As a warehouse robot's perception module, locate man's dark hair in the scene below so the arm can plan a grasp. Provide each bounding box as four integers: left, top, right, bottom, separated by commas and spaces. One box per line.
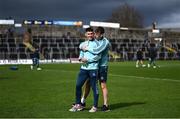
95, 27, 105, 34
85, 27, 93, 32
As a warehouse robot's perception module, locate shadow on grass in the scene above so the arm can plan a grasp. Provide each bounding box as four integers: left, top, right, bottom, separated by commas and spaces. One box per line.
110, 102, 146, 110
0, 77, 11, 80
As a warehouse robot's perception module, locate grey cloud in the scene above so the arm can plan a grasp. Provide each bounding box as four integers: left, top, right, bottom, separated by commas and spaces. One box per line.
0, 0, 180, 27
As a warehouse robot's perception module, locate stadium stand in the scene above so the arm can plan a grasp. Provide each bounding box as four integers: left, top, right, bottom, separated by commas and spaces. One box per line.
0, 25, 180, 62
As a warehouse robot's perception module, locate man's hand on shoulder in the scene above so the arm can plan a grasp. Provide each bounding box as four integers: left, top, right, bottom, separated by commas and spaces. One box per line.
81, 45, 88, 51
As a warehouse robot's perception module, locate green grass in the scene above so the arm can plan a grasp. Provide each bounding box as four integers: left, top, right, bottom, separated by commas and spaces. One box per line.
0, 61, 180, 118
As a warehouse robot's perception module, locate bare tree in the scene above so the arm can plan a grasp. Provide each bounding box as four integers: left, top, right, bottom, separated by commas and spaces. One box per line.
108, 3, 144, 28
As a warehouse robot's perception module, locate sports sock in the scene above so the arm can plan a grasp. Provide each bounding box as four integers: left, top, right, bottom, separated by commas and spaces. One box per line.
81, 97, 85, 104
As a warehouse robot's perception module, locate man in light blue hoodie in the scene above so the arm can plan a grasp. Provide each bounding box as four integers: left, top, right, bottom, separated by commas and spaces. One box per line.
69, 27, 100, 113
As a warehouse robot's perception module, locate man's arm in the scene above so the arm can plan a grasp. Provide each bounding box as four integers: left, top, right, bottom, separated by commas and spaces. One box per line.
81, 54, 101, 63
78, 50, 84, 61
86, 39, 109, 55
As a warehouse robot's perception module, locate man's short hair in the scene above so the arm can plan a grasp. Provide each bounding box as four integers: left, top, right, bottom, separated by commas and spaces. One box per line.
86, 27, 94, 32
95, 27, 105, 34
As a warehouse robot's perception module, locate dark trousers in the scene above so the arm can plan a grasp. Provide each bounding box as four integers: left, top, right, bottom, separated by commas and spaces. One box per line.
32, 58, 39, 67
149, 57, 156, 66
76, 69, 99, 107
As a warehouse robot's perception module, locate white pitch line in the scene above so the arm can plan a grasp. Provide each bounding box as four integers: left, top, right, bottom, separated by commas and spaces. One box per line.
109, 73, 180, 83
44, 69, 180, 83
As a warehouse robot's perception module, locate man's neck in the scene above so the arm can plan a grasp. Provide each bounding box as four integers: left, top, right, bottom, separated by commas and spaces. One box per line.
88, 38, 94, 41
97, 36, 103, 40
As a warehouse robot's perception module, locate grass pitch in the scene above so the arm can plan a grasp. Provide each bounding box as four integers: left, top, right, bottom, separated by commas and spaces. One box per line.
0, 61, 180, 118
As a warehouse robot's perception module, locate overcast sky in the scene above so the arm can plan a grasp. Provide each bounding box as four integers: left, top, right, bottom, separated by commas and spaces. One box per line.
0, 0, 180, 28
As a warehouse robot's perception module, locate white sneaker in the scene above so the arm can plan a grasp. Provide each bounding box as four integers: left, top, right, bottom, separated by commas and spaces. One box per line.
142, 64, 146, 67
89, 106, 97, 113
136, 65, 139, 68
37, 67, 42, 71
30, 65, 33, 70
148, 64, 150, 68
153, 66, 156, 68
69, 104, 83, 112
